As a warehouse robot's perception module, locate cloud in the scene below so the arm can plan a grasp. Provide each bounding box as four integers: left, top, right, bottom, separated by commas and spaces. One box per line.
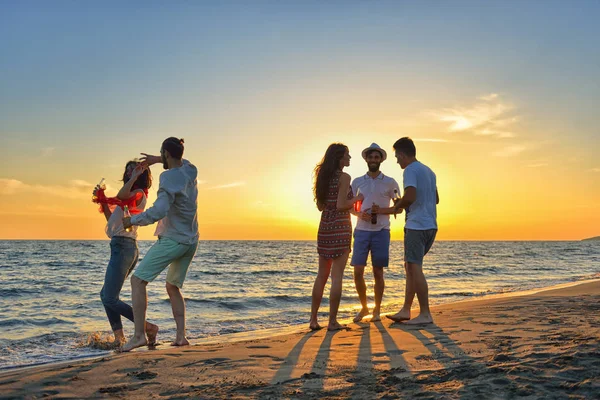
591, 168, 600, 173
208, 181, 246, 190
493, 145, 527, 157
479, 93, 499, 101
431, 93, 519, 138
0, 178, 94, 199
0, 179, 25, 195
526, 163, 548, 168
415, 138, 452, 143
41, 147, 55, 157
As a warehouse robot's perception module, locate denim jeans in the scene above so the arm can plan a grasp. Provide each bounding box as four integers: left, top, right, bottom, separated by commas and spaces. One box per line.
100, 236, 139, 331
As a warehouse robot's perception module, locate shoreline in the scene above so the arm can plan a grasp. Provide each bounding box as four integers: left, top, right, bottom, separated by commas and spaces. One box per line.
2, 278, 598, 398
2, 277, 599, 376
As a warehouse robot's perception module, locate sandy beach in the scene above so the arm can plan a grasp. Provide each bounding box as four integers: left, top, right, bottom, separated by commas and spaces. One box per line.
1, 280, 599, 399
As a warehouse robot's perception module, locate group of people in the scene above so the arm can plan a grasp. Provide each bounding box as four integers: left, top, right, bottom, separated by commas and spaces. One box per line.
93, 137, 199, 352
310, 137, 438, 331
92, 135, 437, 351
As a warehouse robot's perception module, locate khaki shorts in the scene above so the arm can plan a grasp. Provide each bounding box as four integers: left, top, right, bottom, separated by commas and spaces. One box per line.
134, 237, 198, 288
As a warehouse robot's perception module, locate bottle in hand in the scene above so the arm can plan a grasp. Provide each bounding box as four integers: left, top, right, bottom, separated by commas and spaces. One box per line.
92, 178, 106, 201
354, 188, 362, 212
123, 205, 132, 232
370, 202, 377, 224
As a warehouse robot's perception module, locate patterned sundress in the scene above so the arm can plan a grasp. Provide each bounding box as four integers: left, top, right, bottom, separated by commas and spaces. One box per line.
317, 171, 353, 258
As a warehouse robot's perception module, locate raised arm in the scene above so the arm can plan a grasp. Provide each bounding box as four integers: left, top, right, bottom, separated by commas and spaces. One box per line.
117, 164, 147, 203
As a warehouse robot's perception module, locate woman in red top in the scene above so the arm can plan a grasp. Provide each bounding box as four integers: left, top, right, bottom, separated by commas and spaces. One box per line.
310, 143, 363, 331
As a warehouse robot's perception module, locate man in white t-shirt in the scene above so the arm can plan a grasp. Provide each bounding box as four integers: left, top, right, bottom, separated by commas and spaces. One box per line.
387, 137, 439, 325
350, 143, 401, 323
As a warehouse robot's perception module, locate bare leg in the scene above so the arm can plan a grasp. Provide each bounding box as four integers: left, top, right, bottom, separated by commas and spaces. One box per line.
166, 282, 189, 346
328, 250, 349, 331
404, 262, 433, 325
113, 329, 126, 346
387, 262, 414, 322
310, 257, 332, 330
122, 275, 149, 352
145, 322, 159, 345
371, 266, 384, 321
352, 266, 369, 322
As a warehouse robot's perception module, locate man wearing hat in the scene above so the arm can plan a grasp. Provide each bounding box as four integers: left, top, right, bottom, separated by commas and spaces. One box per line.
351, 143, 401, 323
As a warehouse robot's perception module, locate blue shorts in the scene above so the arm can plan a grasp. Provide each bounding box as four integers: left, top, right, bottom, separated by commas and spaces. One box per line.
350, 229, 391, 268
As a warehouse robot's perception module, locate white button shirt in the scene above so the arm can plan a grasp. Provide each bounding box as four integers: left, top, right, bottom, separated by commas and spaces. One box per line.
351, 172, 400, 232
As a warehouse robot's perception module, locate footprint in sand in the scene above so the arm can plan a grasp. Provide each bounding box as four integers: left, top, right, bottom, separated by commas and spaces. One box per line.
128, 370, 158, 380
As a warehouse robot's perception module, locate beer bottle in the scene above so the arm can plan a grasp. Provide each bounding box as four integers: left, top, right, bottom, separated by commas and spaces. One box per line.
92, 178, 105, 201
123, 205, 132, 232
392, 189, 401, 219
370, 202, 377, 224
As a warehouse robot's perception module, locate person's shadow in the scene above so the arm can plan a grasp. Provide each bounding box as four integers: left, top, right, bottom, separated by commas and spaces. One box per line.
299, 328, 342, 394
270, 329, 320, 385
388, 322, 487, 396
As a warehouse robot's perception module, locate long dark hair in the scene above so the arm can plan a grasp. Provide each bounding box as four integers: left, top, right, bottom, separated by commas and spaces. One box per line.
313, 143, 347, 208
122, 160, 152, 191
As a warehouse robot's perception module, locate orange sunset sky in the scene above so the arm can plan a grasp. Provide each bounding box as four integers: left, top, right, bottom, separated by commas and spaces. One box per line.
1, 2, 598, 240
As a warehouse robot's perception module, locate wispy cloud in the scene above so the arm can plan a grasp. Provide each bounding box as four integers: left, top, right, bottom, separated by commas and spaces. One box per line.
590, 168, 600, 173
41, 147, 56, 157
414, 138, 452, 143
0, 178, 94, 199
526, 162, 548, 168
208, 181, 246, 190
430, 93, 519, 138
0, 179, 25, 195
493, 145, 527, 158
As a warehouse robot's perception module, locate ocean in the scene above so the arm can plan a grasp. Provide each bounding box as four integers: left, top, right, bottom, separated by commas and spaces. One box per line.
0, 240, 598, 370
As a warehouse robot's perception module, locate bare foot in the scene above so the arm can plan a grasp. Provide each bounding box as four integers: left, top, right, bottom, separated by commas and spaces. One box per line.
371, 314, 381, 322
386, 308, 411, 323
327, 322, 349, 331
404, 313, 433, 325
309, 321, 322, 331
353, 308, 370, 323
146, 323, 159, 345
121, 335, 147, 352
171, 337, 190, 347
113, 330, 126, 347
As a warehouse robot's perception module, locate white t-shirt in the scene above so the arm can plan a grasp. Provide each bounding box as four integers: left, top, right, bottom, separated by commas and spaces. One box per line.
105, 192, 147, 239
403, 161, 437, 230
351, 172, 400, 232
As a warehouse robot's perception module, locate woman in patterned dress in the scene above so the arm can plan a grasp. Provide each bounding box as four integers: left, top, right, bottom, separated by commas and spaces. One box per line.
309, 143, 363, 331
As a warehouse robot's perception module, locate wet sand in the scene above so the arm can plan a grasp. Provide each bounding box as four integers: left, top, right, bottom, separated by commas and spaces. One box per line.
1, 280, 599, 399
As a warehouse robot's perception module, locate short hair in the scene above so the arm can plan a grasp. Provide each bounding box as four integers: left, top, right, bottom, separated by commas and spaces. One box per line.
162, 137, 185, 160
393, 137, 416, 157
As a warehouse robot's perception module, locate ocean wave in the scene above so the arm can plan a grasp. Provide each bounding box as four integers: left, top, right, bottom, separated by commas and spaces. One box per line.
0, 288, 42, 297
0, 317, 73, 327
432, 266, 503, 278
179, 294, 313, 310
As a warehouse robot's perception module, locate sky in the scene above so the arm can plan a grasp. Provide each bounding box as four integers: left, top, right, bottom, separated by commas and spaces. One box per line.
0, 1, 598, 240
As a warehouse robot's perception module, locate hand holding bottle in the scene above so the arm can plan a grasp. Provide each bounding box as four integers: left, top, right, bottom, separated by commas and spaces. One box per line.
353, 189, 364, 212
370, 202, 379, 224
92, 178, 106, 201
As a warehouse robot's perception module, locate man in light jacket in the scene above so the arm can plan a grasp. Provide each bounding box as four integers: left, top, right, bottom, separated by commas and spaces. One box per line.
122, 137, 199, 351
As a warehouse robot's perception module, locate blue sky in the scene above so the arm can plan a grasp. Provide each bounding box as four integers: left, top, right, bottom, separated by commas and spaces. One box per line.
0, 1, 598, 239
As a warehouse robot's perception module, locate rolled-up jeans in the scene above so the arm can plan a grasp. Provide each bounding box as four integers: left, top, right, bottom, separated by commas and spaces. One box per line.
100, 236, 138, 331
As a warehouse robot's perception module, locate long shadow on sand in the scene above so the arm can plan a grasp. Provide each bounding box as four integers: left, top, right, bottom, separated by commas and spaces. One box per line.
299, 328, 342, 394
389, 323, 511, 397
270, 330, 319, 385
